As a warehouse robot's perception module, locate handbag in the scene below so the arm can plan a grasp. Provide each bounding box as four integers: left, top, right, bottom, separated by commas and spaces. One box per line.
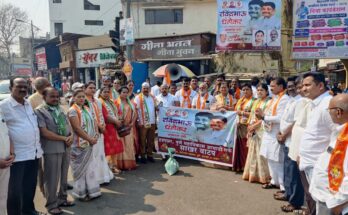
117, 124, 131, 137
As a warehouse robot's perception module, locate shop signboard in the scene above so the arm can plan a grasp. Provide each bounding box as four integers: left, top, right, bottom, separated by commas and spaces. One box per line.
35, 47, 47, 71
134, 34, 209, 60
76, 48, 117, 68
216, 0, 282, 51
292, 0, 348, 59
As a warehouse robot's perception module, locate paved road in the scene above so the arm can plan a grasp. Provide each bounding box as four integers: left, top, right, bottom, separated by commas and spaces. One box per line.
34, 157, 287, 215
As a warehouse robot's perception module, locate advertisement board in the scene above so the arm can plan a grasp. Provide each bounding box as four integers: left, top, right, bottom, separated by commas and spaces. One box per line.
292, 0, 348, 59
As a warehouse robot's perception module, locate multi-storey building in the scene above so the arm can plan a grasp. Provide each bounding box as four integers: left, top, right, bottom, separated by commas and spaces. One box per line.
48, 0, 122, 38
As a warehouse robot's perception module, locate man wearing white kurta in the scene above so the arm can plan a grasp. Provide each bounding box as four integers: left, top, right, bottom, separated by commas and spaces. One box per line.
276, 78, 305, 212
299, 72, 336, 215
256, 77, 289, 190
156, 84, 179, 108
175, 77, 197, 108
0, 110, 13, 215
310, 94, 348, 215
192, 83, 215, 110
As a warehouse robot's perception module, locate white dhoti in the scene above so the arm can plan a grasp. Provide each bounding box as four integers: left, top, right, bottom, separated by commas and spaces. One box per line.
267, 159, 284, 190
93, 134, 114, 184
0, 168, 10, 215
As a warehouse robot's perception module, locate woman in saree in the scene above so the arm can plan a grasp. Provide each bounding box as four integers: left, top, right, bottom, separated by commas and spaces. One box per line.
84, 81, 114, 184
213, 82, 235, 112
114, 86, 137, 170
68, 89, 101, 201
243, 83, 271, 184
98, 86, 124, 174
232, 83, 255, 172
127, 80, 140, 160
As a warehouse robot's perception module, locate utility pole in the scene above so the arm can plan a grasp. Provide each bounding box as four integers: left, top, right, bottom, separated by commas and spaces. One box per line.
31, 20, 35, 76
126, 0, 132, 61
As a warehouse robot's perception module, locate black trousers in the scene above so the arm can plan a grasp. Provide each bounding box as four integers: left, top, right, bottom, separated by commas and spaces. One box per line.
283, 147, 304, 208
7, 159, 39, 215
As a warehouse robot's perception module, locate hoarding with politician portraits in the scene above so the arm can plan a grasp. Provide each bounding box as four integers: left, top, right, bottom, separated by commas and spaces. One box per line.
292, 0, 348, 59
216, 0, 282, 51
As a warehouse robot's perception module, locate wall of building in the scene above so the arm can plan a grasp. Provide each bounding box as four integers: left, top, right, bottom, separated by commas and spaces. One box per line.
129, 0, 216, 39
48, 0, 122, 38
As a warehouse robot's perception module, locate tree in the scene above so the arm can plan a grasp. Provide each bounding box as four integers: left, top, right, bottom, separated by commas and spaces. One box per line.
0, 3, 28, 59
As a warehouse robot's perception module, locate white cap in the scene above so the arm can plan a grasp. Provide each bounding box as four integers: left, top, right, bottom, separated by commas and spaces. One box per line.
71, 82, 84, 91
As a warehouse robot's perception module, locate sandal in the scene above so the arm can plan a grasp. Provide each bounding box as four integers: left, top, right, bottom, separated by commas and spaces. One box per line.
59, 200, 75, 207
274, 193, 288, 201
273, 190, 285, 196
262, 183, 278, 189
281, 204, 298, 213
48, 208, 62, 215
111, 167, 122, 174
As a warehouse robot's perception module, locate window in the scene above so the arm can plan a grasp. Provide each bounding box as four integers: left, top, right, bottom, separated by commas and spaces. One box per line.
53, 0, 61, 3
54, 23, 63, 36
145, 9, 183, 24
85, 20, 103, 26
84, 0, 100, 10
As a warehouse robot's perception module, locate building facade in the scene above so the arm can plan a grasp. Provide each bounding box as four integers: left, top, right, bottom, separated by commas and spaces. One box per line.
48, 0, 122, 38
127, 0, 217, 39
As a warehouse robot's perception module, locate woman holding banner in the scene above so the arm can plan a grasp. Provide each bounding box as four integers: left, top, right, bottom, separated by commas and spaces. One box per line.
243, 83, 271, 184
233, 83, 255, 172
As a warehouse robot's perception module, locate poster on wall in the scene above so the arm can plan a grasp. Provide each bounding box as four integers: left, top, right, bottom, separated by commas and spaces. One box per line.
157, 107, 238, 167
292, 0, 348, 59
216, 0, 282, 51
120, 18, 134, 46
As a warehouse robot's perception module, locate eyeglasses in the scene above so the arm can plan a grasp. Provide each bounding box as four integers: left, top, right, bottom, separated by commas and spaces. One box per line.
114, 82, 120, 84
327, 107, 343, 112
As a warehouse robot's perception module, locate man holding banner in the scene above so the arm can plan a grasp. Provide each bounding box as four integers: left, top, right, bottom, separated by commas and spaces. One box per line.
192, 83, 215, 110
175, 78, 197, 108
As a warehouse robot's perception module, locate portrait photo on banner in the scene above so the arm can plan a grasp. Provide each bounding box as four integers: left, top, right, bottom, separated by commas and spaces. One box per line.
216, 0, 282, 51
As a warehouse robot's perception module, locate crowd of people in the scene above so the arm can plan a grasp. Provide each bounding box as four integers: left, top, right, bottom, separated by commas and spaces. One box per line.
0, 72, 347, 215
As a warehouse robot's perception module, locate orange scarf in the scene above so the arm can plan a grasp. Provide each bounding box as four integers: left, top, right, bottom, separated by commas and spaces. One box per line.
217, 94, 233, 107
196, 93, 209, 109
181, 89, 192, 108
235, 88, 241, 99
139, 93, 155, 125
235, 96, 254, 124
328, 123, 348, 192
87, 97, 101, 124
270, 91, 286, 116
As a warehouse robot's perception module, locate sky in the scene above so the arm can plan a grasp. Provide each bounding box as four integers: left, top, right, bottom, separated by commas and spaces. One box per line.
0, 0, 50, 38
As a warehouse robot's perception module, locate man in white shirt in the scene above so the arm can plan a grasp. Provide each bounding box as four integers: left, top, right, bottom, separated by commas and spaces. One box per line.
299, 72, 336, 215
288, 80, 314, 215
192, 83, 215, 110
135, 82, 157, 164
256, 77, 289, 191
251, 77, 260, 98
151, 81, 161, 97
0, 110, 13, 215
0, 77, 44, 215
310, 94, 348, 215
275, 77, 305, 212
156, 84, 179, 108
175, 77, 197, 108
190, 77, 199, 92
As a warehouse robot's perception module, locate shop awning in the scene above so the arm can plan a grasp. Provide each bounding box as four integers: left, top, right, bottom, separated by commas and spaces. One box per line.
329, 69, 346, 73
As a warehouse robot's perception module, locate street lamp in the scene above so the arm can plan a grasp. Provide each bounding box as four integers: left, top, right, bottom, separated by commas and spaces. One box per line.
16, 19, 40, 76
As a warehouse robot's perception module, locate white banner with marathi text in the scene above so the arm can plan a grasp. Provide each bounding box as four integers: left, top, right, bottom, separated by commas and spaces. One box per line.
158, 107, 238, 167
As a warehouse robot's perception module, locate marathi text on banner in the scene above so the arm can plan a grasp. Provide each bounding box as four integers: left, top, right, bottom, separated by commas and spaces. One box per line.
157, 107, 238, 167
292, 0, 348, 59
216, 0, 282, 51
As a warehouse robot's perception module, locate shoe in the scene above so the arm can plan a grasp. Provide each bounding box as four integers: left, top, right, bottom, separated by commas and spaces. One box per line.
140, 157, 147, 164
147, 157, 155, 163
67, 182, 73, 190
